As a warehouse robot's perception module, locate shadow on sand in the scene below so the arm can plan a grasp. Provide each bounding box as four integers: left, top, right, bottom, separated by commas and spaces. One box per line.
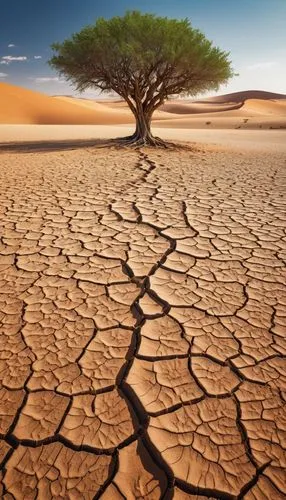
0, 138, 114, 154
0, 137, 186, 153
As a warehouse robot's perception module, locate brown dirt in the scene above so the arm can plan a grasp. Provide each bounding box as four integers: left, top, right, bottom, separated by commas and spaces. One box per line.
0, 145, 285, 499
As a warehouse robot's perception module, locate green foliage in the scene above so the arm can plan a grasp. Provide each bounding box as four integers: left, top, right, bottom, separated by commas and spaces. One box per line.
49, 10, 234, 103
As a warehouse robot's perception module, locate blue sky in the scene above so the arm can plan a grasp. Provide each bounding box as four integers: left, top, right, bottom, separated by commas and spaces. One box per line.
0, 0, 285, 97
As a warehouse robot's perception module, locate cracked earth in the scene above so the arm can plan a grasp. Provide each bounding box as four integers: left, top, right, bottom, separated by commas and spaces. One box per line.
0, 145, 285, 499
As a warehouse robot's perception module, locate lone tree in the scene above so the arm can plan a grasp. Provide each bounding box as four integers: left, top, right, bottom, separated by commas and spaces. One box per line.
49, 11, 233, 146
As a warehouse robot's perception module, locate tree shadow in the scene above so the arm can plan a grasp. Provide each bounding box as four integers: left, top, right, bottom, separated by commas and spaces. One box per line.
0, 136, 192, 154
0, 137, 114, 154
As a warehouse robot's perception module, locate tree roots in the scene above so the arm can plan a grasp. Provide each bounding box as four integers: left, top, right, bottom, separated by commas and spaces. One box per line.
113, 134, 177, 149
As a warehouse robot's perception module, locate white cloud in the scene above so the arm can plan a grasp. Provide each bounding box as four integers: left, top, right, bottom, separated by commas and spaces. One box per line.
1, 55, 27, 63
0, 72, 8, 78
34, 55, 42, 59
2, 55, 27, 61
8, 44, 15, 48
33, 76, 64, 83
247, 61, 278, 70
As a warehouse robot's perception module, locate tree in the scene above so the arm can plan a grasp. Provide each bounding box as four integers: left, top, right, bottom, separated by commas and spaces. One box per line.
49, 11, 234, 146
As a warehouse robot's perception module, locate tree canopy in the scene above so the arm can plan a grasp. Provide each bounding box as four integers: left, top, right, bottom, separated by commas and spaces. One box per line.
49, 11, 234, 146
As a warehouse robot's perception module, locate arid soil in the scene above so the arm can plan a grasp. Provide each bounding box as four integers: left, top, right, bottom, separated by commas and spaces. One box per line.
0, 145, 285, 499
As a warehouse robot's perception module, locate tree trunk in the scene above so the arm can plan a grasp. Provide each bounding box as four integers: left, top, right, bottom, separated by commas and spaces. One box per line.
134, 109, 155, 143
119, 97, 169, 147
119, 112, 154, 145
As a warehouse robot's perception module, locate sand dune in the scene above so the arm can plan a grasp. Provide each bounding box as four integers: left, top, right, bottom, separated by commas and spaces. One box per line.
242, 99, 286, 115
80, 98, 129, 109
0, 83, 285, 129
0, 82, 134, 125
152, 98, 286, 129
56, 95, 130, 114
198, 89, 286, 103
153, 99, 286, 129
160, 101, 242, 114
57, 95, 176, 120
99, 98, 243, 114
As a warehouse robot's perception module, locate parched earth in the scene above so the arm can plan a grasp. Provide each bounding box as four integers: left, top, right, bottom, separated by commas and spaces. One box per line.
0, 145, 285, 499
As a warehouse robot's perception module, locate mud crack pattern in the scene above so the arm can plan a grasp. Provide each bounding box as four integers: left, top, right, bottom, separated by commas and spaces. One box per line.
0, 146, 285, 499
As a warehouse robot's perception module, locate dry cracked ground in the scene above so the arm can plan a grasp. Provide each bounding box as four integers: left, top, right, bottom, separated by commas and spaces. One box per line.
0, 144, 285, 499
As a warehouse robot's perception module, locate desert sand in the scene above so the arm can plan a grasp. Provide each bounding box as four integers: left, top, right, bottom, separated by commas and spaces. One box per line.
0, 82, 286, 499
0, 82, 286, 130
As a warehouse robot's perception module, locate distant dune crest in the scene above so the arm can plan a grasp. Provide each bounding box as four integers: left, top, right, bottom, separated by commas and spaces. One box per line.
197, 90, 286, 103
